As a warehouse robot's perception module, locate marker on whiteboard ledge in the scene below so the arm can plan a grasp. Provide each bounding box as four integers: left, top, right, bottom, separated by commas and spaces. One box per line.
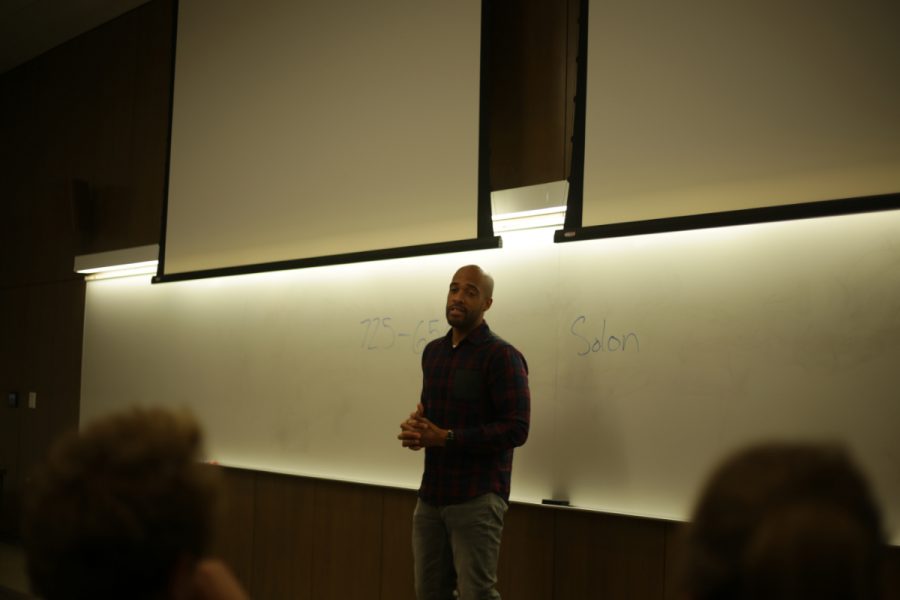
541, 498, 570, 507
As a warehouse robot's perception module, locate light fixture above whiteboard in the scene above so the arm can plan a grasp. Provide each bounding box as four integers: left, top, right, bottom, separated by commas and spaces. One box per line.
74, 245, 158, 280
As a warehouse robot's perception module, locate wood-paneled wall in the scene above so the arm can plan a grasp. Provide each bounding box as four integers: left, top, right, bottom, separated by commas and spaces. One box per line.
488, 0, 579, 189
212, 468, 900, 600
0, 0, 172, 534
211, 468, 685, 600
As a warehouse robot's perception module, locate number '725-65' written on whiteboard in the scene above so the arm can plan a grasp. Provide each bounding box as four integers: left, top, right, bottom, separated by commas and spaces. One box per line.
360, 317, 444, 353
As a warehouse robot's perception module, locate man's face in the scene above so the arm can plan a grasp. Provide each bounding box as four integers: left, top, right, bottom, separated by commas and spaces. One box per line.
446, 267, 492, 332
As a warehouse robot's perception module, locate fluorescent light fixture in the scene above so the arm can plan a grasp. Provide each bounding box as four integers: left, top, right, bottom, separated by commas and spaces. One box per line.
491, 181, 567, 240
74, 245, 159, 279
492, 205, 567, 232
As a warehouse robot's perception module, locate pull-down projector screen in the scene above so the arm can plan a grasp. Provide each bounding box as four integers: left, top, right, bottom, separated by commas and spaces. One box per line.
162, 0, 485, 278
579, 0, 900, 227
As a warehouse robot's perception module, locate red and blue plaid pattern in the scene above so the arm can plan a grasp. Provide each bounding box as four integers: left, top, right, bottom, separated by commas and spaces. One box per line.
418, 321, 530, 505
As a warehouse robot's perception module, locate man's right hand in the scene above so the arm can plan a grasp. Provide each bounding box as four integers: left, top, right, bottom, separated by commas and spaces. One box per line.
398, 404, 425, 450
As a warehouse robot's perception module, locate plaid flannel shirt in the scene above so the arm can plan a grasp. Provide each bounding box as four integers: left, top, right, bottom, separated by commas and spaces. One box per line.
417, 321, 530, 505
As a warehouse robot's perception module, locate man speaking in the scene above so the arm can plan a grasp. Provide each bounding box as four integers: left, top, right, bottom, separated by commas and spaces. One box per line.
398, 264, 530, 599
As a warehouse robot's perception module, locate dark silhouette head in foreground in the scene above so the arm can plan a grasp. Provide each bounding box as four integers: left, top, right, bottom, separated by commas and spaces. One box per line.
22, 407, 243, 600
684, 442, 884, 600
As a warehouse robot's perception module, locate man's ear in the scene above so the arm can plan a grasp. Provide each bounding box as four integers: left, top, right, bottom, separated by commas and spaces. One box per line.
483, 297, 493, 312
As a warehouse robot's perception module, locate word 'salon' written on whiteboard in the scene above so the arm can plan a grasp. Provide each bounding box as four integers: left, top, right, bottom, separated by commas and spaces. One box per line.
570, 315, 640, 356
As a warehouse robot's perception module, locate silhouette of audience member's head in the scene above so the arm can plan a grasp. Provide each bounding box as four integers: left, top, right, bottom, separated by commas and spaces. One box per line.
684, 441, 884, 600
22, 407, 244, 600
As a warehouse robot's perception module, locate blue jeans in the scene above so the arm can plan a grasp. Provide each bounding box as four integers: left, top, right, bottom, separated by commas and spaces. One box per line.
412, 493, 508, 600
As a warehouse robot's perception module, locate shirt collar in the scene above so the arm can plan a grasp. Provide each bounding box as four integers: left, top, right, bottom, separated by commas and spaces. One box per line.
446, 321, 491, 347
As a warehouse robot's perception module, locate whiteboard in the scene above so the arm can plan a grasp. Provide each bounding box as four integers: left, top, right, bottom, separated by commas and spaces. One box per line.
81, 210, 900, 542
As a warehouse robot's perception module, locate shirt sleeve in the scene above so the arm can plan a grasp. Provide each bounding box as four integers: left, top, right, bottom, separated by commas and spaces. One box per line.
454, 344, 530, 451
